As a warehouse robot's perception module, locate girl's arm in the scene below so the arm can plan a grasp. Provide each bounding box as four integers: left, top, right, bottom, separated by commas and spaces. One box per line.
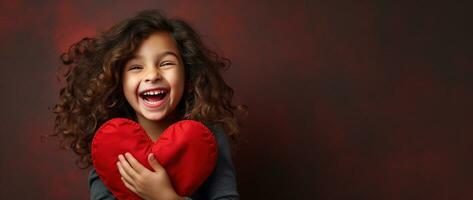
88, 167, 116, 200
190, 125, 240, 200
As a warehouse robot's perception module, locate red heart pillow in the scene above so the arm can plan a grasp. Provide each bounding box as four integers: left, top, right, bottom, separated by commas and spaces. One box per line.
91, 118, 217, 199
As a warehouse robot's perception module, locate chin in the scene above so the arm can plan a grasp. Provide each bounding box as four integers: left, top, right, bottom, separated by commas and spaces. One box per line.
142, 113, 167, 122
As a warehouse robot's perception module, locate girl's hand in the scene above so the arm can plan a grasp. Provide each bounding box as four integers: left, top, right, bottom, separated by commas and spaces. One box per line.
117, 152, 183, 200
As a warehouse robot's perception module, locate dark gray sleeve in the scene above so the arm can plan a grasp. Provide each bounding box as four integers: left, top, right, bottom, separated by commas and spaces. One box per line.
88, 167, 116, 200
191, 125, 240, 200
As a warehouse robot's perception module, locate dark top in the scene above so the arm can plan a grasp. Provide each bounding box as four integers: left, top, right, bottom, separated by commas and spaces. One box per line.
88, 124, 240, 200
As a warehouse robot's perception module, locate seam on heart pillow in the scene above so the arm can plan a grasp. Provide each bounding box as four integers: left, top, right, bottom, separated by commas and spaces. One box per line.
91, 118, 218, 199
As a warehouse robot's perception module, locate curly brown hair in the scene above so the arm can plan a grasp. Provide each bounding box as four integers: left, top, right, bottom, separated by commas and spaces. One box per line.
48, 10, 247, 169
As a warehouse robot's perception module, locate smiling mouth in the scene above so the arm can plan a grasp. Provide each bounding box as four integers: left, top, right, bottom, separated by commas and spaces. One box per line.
139, 89, 168, 104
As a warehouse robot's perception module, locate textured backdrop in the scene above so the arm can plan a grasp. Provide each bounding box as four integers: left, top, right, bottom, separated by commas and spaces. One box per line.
0, 0, 472, 199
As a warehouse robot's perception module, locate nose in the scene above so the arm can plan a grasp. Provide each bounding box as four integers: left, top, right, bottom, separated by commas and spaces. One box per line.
144, 67, 162, 83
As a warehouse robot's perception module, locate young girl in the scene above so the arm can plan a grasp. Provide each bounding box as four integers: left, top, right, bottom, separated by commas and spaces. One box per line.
50, 9, 246, 200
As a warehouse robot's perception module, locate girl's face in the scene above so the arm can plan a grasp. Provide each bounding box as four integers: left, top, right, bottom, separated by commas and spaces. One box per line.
122, 32, 185, 123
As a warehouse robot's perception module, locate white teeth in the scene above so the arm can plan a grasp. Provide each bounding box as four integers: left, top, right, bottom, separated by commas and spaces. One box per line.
142, 90, 166, 96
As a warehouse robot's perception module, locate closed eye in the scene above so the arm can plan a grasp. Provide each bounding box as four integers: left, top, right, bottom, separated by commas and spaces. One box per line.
128, 65, 142, 70
160, 62, 175, 67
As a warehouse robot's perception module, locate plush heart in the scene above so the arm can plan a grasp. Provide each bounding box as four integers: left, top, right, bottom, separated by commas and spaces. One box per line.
91, 118, 217, 200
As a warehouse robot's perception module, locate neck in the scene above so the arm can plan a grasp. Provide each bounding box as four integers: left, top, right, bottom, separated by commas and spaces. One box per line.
136, 112, 178, 142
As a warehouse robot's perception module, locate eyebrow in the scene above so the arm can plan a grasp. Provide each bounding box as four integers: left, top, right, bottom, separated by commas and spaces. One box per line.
129, 51, 180, 62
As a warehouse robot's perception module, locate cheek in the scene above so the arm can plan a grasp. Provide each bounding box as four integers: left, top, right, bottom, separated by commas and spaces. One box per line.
122, 75, 138, 99
168, 69, 185, 98
176, 70, 186, 95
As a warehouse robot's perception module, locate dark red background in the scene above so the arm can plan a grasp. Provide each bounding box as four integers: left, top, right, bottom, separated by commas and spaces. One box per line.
1, 0, 472, 199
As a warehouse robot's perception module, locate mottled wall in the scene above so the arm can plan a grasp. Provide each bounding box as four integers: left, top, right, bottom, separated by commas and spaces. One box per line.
0, 0, 472, 199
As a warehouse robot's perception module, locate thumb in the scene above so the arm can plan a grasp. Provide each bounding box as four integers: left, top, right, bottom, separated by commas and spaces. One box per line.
148, 153, 163, 171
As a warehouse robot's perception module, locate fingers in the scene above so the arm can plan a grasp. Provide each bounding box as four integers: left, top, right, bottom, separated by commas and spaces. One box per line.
118, 154, 140, 179
124, 152, 146, 173
117, 161, 134, 186
117, 160, 139, 194
148, 153, 164, 172
121, 176, 138, 193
